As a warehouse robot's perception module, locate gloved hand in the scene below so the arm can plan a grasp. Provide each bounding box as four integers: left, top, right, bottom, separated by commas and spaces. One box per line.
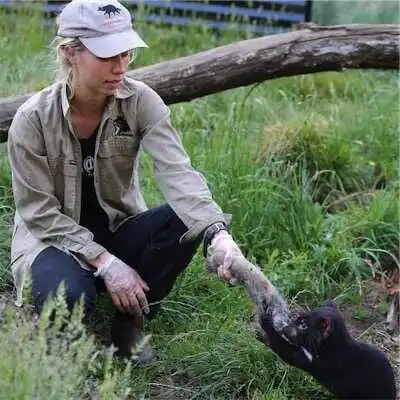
206, 230, 243, 284
95, 254, 150, 316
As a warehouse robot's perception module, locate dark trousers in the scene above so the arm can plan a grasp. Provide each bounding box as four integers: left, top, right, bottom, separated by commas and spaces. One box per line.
30, 204, 200, 318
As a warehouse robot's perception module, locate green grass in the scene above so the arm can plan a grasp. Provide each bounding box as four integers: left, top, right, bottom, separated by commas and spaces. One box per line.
0, 2, 398, 399
312, 0, 399, 25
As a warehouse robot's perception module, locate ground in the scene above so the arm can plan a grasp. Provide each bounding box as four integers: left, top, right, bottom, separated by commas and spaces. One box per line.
1, 275, 398, 399
336, 277, 400, 399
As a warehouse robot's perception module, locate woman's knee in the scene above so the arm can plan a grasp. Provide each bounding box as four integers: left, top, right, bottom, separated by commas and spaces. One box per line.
32, 283, 96, 318
30, 247, 97, 316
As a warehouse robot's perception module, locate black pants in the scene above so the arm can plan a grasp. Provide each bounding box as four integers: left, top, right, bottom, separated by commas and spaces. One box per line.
30, 204, 200, 317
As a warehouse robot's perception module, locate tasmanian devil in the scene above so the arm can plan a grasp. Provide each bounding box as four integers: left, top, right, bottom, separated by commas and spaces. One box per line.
257, 301, 396, 399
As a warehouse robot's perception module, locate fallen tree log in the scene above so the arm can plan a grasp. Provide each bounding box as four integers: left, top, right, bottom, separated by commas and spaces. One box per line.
0, 23, 399, 141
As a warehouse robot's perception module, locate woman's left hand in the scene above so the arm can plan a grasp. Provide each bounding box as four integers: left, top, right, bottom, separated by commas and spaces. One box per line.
205, 230, 242, 284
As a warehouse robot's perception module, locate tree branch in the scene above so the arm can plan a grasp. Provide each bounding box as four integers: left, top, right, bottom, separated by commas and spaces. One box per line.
0, 24, 399, 141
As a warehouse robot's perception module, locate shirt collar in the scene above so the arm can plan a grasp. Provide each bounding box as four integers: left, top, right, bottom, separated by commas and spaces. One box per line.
61, 78, 71, 119
60, 76, 137, 120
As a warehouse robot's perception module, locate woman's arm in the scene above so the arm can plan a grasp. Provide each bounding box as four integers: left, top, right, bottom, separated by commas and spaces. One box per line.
135, 83, 230, 242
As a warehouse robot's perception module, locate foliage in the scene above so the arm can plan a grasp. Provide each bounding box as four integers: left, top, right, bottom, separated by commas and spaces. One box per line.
0, 287, 139, 400
0, 2, 398, 399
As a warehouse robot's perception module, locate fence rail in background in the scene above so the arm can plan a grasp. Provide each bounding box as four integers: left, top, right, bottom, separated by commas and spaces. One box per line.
0, 0, 313, 35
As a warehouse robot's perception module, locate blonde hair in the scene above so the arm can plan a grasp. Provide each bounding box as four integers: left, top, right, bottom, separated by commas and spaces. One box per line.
50, 36, 85, 81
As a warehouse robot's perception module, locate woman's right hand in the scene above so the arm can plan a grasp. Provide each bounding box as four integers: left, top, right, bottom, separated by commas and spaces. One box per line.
90, 252, 150, 316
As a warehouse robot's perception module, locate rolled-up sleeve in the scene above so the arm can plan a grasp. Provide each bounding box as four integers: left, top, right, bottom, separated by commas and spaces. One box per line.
136, 85, 231, 242
8, 110, 106, 260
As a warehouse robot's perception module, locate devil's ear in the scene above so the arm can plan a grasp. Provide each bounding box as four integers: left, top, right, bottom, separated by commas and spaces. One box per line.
318, 316, 332, 339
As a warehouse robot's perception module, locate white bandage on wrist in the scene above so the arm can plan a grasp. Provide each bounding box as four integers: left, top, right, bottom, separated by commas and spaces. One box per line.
93, 254, 117, 277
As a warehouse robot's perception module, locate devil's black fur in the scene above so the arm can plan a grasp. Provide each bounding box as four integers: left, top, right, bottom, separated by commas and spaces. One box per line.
258, 302, 396, 399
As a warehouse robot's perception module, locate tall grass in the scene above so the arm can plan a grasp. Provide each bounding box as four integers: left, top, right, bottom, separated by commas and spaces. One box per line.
0, 2, 398, 399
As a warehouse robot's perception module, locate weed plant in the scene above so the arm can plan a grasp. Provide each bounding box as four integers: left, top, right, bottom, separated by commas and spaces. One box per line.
0, 1, 398, 399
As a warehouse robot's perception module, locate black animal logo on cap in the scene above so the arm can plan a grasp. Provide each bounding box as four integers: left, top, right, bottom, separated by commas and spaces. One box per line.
98, 4, 121, 17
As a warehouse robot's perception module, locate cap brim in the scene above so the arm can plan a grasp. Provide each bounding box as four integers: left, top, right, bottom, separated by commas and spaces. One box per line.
80, 30, 148, 58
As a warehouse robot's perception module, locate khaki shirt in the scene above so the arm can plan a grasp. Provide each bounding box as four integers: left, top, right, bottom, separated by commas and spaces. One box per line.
8, 76, 229, 306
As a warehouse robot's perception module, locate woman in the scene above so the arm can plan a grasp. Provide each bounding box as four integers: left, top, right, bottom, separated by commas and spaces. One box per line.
8, 0, 242, 361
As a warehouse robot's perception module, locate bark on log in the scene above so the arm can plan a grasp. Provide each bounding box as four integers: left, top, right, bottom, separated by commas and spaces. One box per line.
0, 23, 399, 141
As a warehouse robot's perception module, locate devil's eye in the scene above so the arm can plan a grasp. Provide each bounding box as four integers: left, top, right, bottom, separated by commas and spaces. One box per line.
298, 318, 308, 330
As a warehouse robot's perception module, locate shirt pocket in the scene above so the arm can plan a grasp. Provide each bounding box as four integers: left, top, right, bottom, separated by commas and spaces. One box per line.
98, 135, 139, 158
47, 159, 78, 218
47, 158, 65, 204
97, 135, 140, 192
63, 163, 78, 219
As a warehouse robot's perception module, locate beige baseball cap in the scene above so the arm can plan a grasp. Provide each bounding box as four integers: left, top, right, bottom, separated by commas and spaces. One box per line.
57, 0, 148, 58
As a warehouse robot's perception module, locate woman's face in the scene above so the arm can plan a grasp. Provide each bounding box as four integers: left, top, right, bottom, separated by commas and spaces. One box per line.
68, 46, 131, 97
